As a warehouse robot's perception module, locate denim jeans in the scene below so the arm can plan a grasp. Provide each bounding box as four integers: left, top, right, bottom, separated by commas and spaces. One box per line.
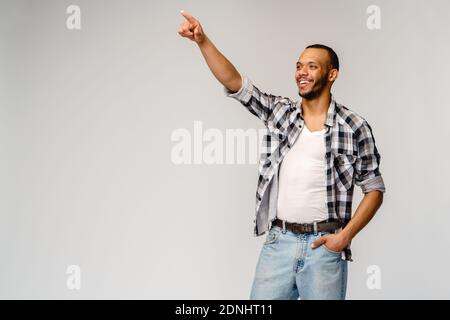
250, 225, 348, 300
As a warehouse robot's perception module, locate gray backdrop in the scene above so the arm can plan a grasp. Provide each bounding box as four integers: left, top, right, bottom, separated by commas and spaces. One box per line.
1, 0, 449, 299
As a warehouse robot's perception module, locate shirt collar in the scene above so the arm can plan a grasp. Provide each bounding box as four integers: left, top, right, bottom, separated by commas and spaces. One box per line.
295, 94, 337, 128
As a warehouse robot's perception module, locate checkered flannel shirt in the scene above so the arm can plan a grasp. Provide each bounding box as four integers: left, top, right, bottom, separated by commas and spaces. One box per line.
224, 75, 386, 261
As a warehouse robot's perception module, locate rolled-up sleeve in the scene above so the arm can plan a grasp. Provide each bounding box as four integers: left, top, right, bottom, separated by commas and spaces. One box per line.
223, 75, 253, 104
223, 75, 287, 126
355, 121, 386, 194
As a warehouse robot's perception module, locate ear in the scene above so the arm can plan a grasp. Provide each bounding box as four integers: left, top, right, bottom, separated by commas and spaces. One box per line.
329, 69, 339, 82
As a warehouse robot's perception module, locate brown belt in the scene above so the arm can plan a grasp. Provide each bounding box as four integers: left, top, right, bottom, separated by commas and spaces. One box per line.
272, 218, 343, 234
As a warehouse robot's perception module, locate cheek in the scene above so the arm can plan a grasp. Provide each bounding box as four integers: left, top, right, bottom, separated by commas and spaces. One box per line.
313, 71, 326, 81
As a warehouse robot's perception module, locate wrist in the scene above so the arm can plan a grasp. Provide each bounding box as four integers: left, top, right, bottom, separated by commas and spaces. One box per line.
339, 228, 353, 244
197, 35, 210, 47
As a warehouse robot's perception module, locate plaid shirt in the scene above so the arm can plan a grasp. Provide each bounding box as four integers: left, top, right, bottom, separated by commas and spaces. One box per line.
224, 75, 386, 261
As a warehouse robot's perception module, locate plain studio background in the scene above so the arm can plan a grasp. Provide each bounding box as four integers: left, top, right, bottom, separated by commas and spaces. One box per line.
1, 0, 449, 299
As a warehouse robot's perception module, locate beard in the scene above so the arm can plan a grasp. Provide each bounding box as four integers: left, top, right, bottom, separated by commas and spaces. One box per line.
298, 73, 329, 100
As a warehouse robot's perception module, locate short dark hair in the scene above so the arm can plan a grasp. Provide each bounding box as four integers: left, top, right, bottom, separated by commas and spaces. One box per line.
305, 44, 339, 71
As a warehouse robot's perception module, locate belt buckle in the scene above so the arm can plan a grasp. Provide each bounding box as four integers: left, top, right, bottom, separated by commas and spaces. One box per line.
303, 223, 310, 233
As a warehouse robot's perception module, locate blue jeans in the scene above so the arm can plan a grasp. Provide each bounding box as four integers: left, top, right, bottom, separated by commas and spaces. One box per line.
250, 225, 348, 300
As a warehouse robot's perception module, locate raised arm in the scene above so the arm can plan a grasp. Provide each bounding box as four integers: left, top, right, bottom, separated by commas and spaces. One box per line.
177, 10, 292, 134
177, 10, 242, 93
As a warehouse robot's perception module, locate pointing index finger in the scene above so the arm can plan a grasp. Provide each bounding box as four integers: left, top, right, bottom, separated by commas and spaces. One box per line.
180, 10, 197, 24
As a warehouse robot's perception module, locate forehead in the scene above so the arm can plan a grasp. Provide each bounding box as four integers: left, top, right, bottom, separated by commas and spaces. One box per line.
297, 48, 329, 65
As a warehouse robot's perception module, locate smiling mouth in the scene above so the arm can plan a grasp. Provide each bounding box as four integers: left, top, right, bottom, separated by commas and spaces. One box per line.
298, 80, 313, 88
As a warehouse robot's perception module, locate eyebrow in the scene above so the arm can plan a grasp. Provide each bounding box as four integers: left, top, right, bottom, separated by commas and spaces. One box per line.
296, 61, 318, 66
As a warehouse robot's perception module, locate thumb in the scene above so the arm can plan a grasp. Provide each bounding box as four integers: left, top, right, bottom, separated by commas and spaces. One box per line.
311, 236, 327, 249
194, 26, 203, 37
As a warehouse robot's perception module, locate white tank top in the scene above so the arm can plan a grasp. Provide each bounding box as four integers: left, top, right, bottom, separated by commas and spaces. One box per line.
276, 124, 328, 223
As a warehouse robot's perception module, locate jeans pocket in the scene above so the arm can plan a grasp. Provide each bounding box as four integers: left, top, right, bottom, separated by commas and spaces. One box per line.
319, 231, 342, 255
322, 243, 342, 255
264, 227, 281, 245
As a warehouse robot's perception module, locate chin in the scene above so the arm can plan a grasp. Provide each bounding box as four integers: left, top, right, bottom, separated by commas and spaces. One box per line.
299, 90, 312, 98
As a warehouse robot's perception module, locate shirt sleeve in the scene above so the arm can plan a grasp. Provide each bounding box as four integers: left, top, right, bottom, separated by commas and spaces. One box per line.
354, 120, 386, 194
223, 75, 289, 128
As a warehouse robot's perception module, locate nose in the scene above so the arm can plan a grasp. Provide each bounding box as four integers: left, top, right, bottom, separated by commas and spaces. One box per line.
296, 66, 308, 80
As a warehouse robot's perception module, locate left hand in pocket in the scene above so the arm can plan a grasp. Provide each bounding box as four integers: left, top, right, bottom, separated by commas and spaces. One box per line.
311, 232, 350, 252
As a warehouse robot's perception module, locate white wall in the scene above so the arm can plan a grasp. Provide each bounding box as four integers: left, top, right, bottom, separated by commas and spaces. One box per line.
1, 0, 449, 299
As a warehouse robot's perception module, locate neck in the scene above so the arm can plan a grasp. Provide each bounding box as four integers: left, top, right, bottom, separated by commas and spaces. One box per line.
301, 91, 332, 118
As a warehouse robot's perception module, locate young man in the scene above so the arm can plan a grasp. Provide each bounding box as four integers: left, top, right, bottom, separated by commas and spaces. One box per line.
178, 10, 386, 300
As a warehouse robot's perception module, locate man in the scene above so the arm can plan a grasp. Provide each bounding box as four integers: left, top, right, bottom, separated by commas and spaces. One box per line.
178, 10, 386, 300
